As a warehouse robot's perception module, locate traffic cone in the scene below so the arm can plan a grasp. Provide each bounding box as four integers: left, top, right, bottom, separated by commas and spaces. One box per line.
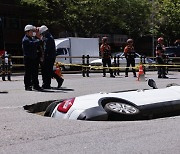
137, 64, 145, 81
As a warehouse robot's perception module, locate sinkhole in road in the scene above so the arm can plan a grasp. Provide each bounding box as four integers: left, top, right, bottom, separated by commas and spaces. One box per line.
24, 100, 180, 121
23, 100, 56, 116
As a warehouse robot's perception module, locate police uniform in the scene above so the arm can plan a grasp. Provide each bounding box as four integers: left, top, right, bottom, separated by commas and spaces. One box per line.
22, 34, 41, 90
41, 31, 56, 89
124, 45, 136, 77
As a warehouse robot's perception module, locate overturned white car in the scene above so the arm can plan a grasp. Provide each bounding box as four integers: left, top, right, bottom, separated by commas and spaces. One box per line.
44, 79, 180, 121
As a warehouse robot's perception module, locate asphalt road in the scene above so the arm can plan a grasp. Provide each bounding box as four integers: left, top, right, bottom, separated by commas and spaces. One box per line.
0, 71, 180, 154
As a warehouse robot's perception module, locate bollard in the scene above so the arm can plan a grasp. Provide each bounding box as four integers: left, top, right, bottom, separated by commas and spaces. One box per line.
7, 55, 12, 81
165, 55, 168, 74
113, 56, 117, 76
86, 55, 90, 77
117, 55, 120, 75
140, 55, 143, 63
143, 56, 146, 74
82, 55, 85, 77
1, 55, 5, 81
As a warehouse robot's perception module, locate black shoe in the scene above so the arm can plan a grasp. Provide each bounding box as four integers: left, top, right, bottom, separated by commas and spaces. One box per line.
103, 75, 106, 77
134, 75, 137, 77
162, 76, 168, 79
57, 80, 64, 88
25, 87, 32, 91
125, 75, 128, 77
33, 86, 42, 91
2, 77, 5, 81
110, 75, 115, 78
42, 85, 51, 89
8, 76, 11, 81
158, 75, 162, 78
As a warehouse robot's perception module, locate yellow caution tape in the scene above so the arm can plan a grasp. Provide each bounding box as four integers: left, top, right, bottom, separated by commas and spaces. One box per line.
56, 62, 180, 70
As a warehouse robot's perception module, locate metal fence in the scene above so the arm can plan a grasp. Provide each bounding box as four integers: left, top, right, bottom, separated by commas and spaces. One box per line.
0, 55, 180, 75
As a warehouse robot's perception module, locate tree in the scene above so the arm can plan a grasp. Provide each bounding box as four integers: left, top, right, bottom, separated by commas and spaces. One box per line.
122, 0, 151, 39
153, 0, 180, 44
22, 0, 175, 41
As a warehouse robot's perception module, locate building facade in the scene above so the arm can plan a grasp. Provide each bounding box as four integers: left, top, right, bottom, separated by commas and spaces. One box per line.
0, 0, 40, 55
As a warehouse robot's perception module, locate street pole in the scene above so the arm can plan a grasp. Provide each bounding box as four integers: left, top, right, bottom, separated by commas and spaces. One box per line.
151, 0, 155, 57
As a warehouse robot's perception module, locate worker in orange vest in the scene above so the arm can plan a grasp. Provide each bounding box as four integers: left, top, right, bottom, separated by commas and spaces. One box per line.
124, 39, 137, 77
100, 37, 115, 78
156, 37, 168, 78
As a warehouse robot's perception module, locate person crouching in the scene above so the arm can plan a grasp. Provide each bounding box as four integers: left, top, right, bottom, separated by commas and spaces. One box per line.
52, 62, 64, 88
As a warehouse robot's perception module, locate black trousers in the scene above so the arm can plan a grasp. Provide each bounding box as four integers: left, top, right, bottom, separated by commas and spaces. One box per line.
156, 57, 166, 77
102, 58, 113, 76
42, 58, 55, 87
125, 58, 136, 76
24, 57, 39, 88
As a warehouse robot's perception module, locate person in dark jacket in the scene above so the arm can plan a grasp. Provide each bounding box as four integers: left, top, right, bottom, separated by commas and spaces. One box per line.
124, 39, 137, 77
22, 25, 42, 91
156, 37, 168, 78
100, 37, 115, 78
39, 25, 56, 89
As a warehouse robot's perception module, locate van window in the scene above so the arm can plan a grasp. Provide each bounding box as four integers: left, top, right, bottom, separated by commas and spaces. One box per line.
56, 48, 68, 55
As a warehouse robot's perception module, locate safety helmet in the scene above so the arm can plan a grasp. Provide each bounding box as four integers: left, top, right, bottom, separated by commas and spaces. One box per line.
157, 37, 164, 42
102, 37, 108, 43
127, 39, 133, 43
102, 37, 108, 40
39, 25, 48, 34
24, 25, 35, 32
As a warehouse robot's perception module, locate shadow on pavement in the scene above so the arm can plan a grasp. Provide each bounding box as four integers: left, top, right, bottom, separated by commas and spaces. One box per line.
0, 91, 8, 94
33, 87, 74, 93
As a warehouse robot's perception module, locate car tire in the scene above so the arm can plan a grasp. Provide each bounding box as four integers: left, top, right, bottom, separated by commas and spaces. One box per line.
44, 101, 60, 117
104, 101, 139, 121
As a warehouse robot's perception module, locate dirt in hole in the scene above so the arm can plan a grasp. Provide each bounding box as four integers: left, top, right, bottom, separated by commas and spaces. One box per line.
23, 100, 56, 116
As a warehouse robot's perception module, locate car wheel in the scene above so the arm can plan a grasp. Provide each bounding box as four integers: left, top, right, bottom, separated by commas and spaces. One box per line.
104, 102, 139, 115
44, 101, 60, 117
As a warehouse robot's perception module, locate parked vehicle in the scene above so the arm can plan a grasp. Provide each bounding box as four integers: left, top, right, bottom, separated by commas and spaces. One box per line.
165, 46, 180, 57
165, 46, 180, 63
44, 79, 180, 121
55, 37, 99, 70
164, 46, 180, 71
90, 52, 155, 69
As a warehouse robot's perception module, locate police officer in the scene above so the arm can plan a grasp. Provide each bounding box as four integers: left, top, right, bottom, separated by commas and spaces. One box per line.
39, 25, 56, 89
156, 37, 168, 78
100, 37, 115, 78
124, 39, 136, 77
22, 25, 42, 91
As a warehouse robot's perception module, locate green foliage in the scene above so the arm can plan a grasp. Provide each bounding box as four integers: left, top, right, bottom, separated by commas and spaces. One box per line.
20, 0, 179, 41
153, 0, 180, 41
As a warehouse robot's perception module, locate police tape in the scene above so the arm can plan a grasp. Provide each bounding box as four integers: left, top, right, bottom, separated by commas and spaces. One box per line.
56, 62, 180, 70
